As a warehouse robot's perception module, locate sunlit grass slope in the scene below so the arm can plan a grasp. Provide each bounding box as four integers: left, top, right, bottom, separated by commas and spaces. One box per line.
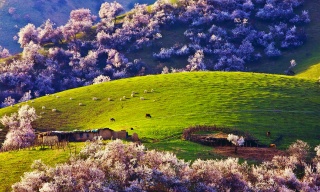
0, 142, 85, 192
0, 71, 319, 191
297, 62, 320, 80
0, 72, 319, 148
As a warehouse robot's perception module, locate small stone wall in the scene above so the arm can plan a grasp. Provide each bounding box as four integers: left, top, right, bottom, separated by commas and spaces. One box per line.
37, 128, 132, 142
183, 125, 263, 147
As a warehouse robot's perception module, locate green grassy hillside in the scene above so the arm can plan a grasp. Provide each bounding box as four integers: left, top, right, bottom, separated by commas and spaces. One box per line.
0, 71, 319, 191
0, 72, 319, 147
0, 142, 85, 192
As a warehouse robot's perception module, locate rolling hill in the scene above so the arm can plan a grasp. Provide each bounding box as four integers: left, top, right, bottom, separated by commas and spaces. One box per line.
0, 71, 319, 191
0, 71, 319, 147
0, 0, 156, 53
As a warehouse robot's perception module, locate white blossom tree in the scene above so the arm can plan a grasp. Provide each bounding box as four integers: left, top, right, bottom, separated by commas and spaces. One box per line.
18, 23, 38, 48
92, 75, 111, 84
1, 105, 38, 151
227, 134, 245, 153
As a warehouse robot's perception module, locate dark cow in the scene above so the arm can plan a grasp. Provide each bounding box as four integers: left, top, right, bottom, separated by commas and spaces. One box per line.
266, 131, 271, 137
110, 118, 115, 122
145, 114, 151, 118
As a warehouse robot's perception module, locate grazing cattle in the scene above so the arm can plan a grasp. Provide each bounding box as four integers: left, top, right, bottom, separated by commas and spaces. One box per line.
266, 131, 271, 137
110, 118, 115, 122
270, 144, 276, 148
145, 114, 151, 118
130, 128, 134, 130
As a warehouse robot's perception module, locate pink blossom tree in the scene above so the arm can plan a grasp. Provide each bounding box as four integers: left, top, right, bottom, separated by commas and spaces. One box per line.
227, 134, 245, 153
0, 46, 11, 58
1, 104, 38, 151
18, 23, 38, 48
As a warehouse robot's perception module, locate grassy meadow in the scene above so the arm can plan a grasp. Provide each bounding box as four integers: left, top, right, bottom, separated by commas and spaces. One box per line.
0, 71, 319, 190
0, 142, 85, 192
0, 72, 319, 147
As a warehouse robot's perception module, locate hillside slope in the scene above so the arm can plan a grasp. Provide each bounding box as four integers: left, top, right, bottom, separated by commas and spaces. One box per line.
0, 0, 156, 53
0, 72, 319, 147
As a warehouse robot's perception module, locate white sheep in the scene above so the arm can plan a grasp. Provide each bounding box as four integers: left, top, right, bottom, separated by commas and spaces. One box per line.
92, 97, 98, 101
131, 93, 134, 97
56, 96, 60, 98
132, 91, 135, 94
52, 109, 57, 112
79, 103, 83, 106
151, 89, 154, 92
70, 97, 73, 100
144, 90, 148, 93
123, 96, 126, 99
31, 100, 34, 103
108, 98, 111, 101
40, 112, 45, 115
42, 106, 46, 110
120, 98, 123, 101
140, 97, 144, 100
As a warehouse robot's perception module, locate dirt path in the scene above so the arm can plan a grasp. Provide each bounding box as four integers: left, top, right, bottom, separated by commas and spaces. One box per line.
213, 147, 287, 162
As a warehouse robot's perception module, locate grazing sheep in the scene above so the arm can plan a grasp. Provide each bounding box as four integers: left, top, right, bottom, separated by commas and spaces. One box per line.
52, 109, 57, 112
145, 113, 152, 118
140, 97, 144, 100
11, 105, 13, 107
269, 144, 276, 148
151, 89, 154, 92
79, 103, 83, 106
123, 96, 126, 99
110, 118, 115, 122
40, 112, 45, 115
92, 97, 98, 101
70, 97, 73, 100
132, 91, 135, 94
144, 90, 148, 93
108, 98, 111, 101
131, 93, 134, 97
31, 100, 34, 103
120, 98, 123, 101
42, 106, 46, 110
56, 96, 60, 98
